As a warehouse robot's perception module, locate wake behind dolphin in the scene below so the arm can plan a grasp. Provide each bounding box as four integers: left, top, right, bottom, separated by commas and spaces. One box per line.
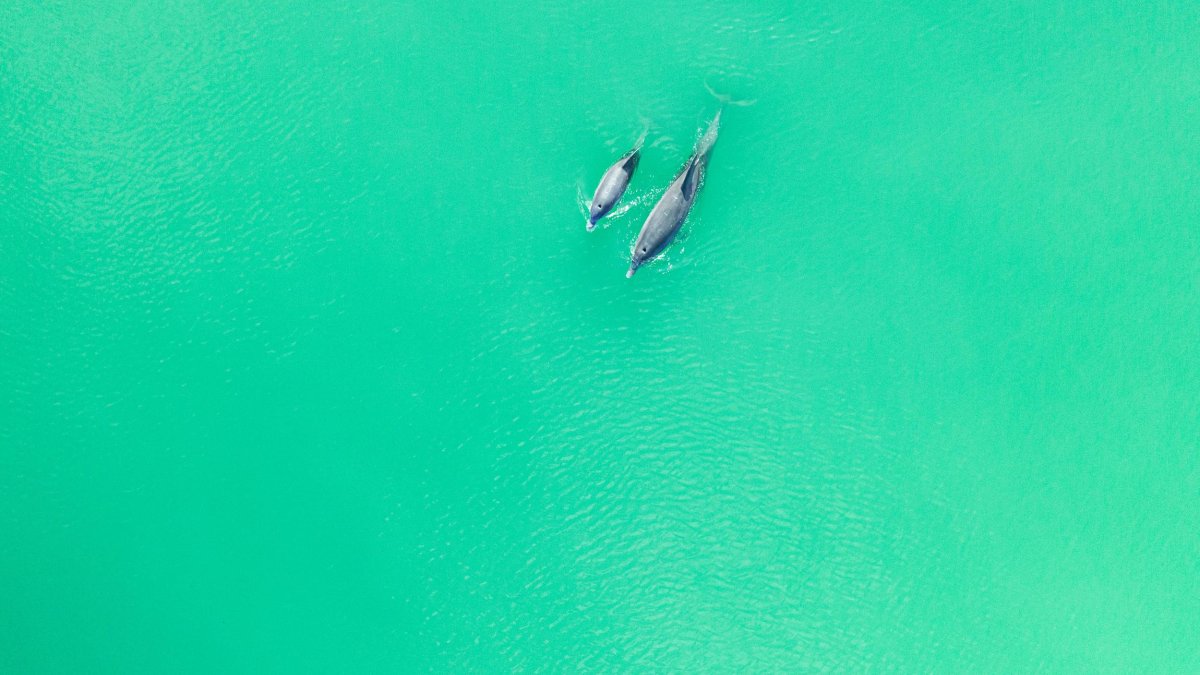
627, 110, 721, 278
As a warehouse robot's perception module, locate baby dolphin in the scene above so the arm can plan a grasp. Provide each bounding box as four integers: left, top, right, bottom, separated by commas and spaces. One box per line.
587, 132, 645, 231
627, 110, 721, 277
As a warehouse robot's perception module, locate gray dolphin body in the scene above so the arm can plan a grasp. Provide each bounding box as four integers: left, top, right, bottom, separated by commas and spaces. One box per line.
587, 147, 641, 231
627, 110, 721, 277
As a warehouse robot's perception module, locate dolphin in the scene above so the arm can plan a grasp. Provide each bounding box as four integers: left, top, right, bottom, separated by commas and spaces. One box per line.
587, 133, 645, 231
627, 110, 721, 277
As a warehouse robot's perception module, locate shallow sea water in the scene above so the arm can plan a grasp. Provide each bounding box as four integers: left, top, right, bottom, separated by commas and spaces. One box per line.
3, 1, 1199, 671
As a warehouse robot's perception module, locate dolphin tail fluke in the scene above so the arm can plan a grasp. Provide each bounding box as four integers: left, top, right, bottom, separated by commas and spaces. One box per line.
704, 78, 757, 107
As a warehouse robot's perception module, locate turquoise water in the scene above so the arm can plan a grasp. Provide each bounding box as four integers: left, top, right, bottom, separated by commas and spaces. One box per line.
3, 1, 1199, 671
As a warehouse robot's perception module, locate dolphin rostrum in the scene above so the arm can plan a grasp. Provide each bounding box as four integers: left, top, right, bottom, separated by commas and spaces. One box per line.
587, 132, 645, 231
627, 110, 721, 277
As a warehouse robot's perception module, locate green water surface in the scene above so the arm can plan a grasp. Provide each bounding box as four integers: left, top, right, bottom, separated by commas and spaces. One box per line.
3, 1, 1199, 671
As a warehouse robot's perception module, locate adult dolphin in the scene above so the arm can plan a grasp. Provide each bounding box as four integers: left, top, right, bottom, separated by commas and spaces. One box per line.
626, 110, 721, 277
587, 132, 645, 231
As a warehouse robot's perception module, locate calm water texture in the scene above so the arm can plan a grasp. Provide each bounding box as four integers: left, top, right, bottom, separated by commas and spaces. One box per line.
3, 1, 1199, 672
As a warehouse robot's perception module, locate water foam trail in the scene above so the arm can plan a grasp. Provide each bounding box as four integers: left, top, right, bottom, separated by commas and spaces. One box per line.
633, 117, 651, 150
607, 190, 649, 219
576, 182, 590, 217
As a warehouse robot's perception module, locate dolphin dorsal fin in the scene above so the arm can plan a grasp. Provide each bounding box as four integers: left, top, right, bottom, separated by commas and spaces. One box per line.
621, 148, 641, 174
681, 158, 699, 199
